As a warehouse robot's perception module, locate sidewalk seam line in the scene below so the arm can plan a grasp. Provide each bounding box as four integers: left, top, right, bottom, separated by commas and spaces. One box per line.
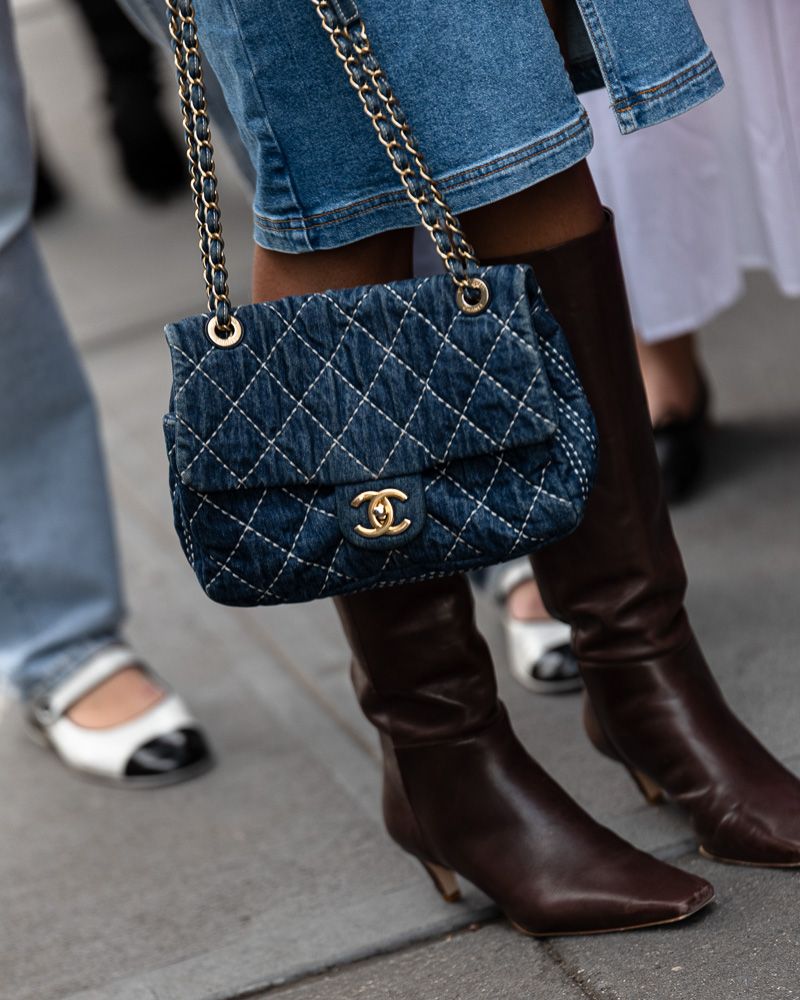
542, 940, 622, 1000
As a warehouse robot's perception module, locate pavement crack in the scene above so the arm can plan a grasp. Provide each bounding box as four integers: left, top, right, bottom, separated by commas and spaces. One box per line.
542, 940, 622, 1000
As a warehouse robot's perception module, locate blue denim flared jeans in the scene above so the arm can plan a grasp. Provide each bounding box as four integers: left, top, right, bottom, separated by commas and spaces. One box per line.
0, 0, 124, 702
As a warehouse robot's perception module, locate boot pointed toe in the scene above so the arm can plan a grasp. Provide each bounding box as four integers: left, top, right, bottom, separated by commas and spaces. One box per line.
700, 806, 800, 868
581, 643, 800, 868
556, 855, 714, 935
671, 873, 716, 920
504, 846, 713, 936
512, 877, 714, 937
387, 702, 714, 937
338, 578, 713, 938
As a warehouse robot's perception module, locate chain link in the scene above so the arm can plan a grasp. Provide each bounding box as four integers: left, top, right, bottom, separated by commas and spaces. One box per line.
311, 0, 483, 300
167, 0, 487, 333
350, 24, 478, 268
167, 0, 233, 335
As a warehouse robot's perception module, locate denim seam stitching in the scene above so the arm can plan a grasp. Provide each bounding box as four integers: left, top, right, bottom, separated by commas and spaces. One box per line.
573, 0, 627, 112
444, 454, 505, 559
613, 53, 717, 113
255, 112, 588, 225
177, 283, 559, 493
252, 111, 590, 235
189, 489, 357, 584
303, 290, 429, 480
442, 114, 591, 195
507, 459, 551, 557
572, 3, 717, 128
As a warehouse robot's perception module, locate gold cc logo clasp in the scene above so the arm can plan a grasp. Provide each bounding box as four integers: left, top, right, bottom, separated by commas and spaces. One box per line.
351, 489, 411, 538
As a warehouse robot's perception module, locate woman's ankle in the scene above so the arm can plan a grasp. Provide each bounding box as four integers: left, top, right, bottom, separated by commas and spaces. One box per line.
506, 579, 553, 623
635, 332, 704, 426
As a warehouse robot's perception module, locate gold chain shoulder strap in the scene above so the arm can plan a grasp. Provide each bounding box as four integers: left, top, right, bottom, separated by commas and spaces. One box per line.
310, 0, 488, 314
167, 0, 240, 344
167, 0, 490, 347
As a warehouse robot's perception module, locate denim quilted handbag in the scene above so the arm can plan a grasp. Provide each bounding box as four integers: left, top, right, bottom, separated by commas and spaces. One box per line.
163, 0, 598, 607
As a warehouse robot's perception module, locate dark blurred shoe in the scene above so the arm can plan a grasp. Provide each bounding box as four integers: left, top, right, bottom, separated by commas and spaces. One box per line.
653, 377, 710, 504
109, 82, 186, 201
33, 149, 63, 219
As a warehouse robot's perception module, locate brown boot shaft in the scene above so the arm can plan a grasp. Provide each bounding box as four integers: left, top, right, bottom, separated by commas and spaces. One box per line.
486, 211, 691, 664
335, 574, 497, 747
487, 212, 800, 867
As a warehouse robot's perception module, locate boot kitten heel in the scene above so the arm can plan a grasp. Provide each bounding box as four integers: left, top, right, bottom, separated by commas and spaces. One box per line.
581, 647, 800, 867
583, 695, 665, 805
628, 769, 666, 806
420, 860, 462, 903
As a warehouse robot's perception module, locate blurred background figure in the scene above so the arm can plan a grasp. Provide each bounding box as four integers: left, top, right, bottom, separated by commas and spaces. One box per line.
34, 0, 185, 216
586, 0, 800, 504
498, 0, 800, 695
1, 0, 213, 785
69, 0, 183, 198
117, 0, 258, 186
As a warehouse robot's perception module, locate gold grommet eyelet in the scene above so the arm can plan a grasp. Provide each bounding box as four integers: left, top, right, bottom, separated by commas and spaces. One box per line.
456, 277, 490, 316
206, 315, 244, 348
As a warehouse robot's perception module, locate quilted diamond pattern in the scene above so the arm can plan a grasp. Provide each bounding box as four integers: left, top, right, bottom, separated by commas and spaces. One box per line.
164, 265, 598, 606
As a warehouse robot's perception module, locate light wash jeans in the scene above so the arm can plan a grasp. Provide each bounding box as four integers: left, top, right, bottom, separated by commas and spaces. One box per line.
0, 0, 124, 703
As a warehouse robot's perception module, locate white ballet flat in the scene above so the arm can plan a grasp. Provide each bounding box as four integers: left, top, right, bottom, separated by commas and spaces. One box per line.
26, 644, 213, 787
496, 561, 582, 695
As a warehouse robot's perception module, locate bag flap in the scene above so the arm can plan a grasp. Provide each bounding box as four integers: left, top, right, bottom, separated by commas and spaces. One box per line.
166, 265, 559, 491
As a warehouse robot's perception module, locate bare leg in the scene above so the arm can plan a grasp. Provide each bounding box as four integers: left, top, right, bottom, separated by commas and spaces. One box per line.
636, 332, 704, 425
251, 162, 604, 300
461, 161, 604, 258
253, 229, 415, 302
506, 578, 552, 622
635, 331, 708, 502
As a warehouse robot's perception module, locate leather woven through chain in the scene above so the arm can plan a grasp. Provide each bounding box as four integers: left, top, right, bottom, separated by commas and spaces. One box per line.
167, 0, 232, 334
310, 0, 480, 295
167, 0, 489, 338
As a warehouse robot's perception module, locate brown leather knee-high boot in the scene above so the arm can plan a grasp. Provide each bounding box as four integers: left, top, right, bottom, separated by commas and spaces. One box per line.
334, 575, 712, 935
487, 211, 800, 867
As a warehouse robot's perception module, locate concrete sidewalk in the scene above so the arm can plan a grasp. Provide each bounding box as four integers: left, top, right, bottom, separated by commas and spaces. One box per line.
5, 3, 800, 997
